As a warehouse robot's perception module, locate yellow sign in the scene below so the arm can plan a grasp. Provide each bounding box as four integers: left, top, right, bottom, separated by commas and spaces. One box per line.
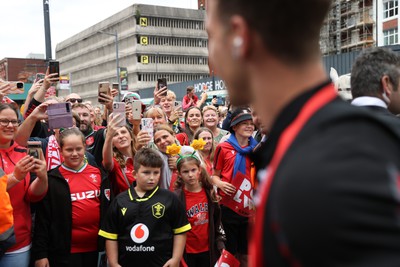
141, 55, 149, 64
140, 36, 148, 46
140, 17, 148, 27
152, 202, 165, 219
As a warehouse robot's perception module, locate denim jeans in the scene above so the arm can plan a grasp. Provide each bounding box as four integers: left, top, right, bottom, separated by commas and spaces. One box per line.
0, 250, 30, 267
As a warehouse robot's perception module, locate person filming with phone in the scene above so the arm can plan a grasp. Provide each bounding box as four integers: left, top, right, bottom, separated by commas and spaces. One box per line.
0, 104, 48, 267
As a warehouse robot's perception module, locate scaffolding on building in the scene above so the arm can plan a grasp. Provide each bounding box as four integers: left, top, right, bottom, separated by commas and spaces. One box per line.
320, 0, 375, 55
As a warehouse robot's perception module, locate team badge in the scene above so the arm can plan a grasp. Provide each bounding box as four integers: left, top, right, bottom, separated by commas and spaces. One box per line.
130, 223, 149, 244
152, 202, 165, 219
104, 189, 110, 201
86, 136, 94, 146
90, 174, 98, 183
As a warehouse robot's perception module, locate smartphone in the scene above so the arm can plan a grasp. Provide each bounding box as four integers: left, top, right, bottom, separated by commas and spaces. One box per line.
174, 101, 182, 108
112, 102, 126, 127
141, 118, 154, 142
4, 82, 24, 95
48, 60, 60, 77
35, 73, 45, 82
98, 82, 110, 104
27, 141, 42, 159
131, 101, 142, 120
157, 78, 167, 96
124, 96, 134, 105
47, 103, 73, 129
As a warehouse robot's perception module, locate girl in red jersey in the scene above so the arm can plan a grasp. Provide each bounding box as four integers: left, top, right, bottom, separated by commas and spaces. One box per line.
103, 114, 136, 195
32, 128, 111, 267
173, 144, 225, 267
193, 128, 215, 176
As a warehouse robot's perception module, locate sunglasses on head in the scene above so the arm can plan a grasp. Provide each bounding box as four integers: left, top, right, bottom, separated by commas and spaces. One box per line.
66, 98, 83, 103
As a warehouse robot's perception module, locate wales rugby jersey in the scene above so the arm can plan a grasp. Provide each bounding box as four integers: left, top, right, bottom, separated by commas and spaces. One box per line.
99, 185, 191, 266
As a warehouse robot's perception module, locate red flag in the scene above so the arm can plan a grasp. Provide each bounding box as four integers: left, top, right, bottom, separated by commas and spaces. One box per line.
214, 249, 240, 267
219, 172, 256, 217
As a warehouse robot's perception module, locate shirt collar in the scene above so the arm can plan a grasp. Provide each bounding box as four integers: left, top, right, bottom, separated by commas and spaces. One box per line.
128, 183, 159, 202
351, 96, 388, 109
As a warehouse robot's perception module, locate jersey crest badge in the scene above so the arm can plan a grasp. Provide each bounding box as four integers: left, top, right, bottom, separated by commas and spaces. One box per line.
152, 202, 165, 219
104, 189, 110, 201
86, 136, 94, 146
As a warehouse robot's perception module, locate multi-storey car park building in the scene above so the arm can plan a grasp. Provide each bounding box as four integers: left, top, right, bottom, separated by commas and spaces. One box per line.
320, 0, 400, 55
56, 4, 209, 103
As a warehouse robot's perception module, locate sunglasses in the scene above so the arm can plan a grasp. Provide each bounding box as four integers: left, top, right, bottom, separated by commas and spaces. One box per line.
66, 98, 83, 103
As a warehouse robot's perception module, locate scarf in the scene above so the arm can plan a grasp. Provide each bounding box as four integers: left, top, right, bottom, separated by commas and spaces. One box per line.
226, 134, 258, 178
46, 135, 62, 171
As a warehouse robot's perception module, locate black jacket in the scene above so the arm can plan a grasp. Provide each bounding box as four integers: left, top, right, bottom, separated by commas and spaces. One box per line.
32, 166, 112, 264
174, 188, 225, 266
255, 83, 400, 266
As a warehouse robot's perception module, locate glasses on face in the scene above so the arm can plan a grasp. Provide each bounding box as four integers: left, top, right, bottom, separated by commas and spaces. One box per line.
0, 119, 19, 127
66, 98, 83, 103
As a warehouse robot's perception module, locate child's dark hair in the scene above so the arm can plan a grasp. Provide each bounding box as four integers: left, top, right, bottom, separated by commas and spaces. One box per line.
134, 148, 164, 170
59, 128, 85, 148
175, 156, 218, 202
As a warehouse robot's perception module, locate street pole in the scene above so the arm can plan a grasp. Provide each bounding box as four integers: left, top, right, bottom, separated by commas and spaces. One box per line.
43, 0, 52, 60
98, 30, 121, 101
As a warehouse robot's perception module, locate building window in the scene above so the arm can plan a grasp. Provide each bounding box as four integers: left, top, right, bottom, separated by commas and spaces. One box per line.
384, 0, 398, 19
384, 28, 398, 45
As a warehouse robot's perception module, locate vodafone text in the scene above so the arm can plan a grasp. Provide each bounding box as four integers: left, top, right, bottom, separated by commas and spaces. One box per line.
125, 245, 155, 252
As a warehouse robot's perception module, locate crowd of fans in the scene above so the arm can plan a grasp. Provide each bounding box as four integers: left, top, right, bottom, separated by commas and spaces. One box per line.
0, 68, 260, 267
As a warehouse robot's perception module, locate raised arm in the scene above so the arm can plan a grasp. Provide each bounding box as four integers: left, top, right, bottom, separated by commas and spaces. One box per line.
15, 103, 48, 147
102, 114, 124, 171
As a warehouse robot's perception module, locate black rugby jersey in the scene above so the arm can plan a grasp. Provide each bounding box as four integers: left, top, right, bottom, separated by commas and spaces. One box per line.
99, 185, 191, 266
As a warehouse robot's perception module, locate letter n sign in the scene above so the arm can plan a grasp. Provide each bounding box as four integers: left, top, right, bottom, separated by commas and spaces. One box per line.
140, 17, 148, 27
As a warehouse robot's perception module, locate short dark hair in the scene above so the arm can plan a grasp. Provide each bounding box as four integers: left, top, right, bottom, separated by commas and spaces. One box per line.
134, 148, 164, 171
187, 86, 194, 93
216, 0, 332, 63
351, 47, 400, 98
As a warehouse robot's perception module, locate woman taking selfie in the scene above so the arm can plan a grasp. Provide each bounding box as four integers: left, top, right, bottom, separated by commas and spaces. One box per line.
0, 104, 48, 267
32, 128, 111, 267
103, 114, 137, 195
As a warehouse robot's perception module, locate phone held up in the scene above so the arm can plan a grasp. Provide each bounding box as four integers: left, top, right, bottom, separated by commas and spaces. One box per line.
27, 141, 42, 159
48, 60, 60, 78
141, 118, 154, 142
157, 78, 168, 97
0, 80, 25, 95
98, 82, 110, 104
112, 102, 126, 127
47, 103, 73, 130
131, 101, 142, 120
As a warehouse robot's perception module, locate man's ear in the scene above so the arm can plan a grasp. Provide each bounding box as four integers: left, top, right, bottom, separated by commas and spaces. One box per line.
132, 170, 137, 179
381, 75, 393, 96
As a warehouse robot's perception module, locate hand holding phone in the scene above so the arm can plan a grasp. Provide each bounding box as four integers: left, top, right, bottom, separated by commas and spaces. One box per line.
112, 102, 126, 127
47, 103, 73, 129
157, 78, 168, 97
131, 101, 142, 120
27, 141, 42, 159
98, 82, 110, 104
48, 61, 60, 78
141, 118, 154, 142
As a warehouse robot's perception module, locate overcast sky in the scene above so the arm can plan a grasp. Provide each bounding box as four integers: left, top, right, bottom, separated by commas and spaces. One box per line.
0, 0, 198, 59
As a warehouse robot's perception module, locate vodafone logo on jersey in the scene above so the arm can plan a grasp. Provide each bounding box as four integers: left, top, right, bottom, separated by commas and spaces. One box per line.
130, 223, 149, 244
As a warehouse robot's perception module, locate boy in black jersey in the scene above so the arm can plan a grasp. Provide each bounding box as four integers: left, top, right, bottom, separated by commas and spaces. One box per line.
99, 148, 191, 267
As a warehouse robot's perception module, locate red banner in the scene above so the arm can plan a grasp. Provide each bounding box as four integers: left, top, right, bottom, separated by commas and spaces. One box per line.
214, 249, 240, 267
219, 172, 256, 217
